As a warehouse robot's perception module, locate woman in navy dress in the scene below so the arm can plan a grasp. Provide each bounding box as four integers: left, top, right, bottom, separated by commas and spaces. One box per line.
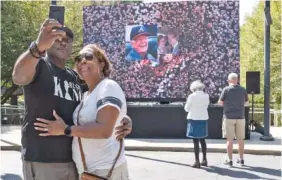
184, 80, 210, 168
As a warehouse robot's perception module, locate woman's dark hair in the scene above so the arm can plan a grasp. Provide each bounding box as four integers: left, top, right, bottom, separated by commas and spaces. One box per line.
158, 35, 167, 44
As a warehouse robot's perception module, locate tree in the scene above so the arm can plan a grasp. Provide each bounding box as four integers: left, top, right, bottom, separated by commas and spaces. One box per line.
1, 1, 91, 104
240, 1, 281, 105
1, 1, 49, 104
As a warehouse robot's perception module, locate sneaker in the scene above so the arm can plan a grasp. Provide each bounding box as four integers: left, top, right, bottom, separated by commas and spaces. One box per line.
224, 159, 233, 167
236, 158, 244, 166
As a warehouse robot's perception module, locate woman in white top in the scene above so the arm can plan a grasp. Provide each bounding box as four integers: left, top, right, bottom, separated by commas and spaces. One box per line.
35, 44, 129, 180
184, 80, 209, 168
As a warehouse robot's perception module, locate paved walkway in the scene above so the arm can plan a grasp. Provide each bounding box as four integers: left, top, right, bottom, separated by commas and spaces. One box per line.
2, 151, 281, 180
1, 126, 281, 155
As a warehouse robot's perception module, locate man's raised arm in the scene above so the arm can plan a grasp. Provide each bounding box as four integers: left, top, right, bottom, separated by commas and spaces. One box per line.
12, 19, 64, 85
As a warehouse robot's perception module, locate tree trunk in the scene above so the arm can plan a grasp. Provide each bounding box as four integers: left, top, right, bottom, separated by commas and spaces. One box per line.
1, 83, 19, 105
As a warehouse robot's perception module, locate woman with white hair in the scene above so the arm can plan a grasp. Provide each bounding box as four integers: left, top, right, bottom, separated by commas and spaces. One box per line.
184, 80, 210, 168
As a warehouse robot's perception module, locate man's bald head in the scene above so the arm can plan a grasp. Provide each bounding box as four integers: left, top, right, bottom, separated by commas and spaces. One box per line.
228, 73, 238, 85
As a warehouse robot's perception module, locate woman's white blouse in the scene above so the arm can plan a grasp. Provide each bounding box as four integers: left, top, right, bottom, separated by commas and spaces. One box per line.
184, 91, 210, 120
72, 78, 127, 174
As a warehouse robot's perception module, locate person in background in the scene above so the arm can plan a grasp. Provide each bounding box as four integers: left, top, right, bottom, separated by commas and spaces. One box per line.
218, 73, 248, 167
184, 80, 209, 168
157, 34, 169, 55
167, 28, 179, 56
125, 25, 156, 62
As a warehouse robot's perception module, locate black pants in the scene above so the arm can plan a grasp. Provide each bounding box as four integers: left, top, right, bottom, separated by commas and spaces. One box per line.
192, 138, 207, 161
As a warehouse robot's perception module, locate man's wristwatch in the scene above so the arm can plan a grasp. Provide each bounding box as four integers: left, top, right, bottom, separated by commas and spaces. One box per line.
29, 41, 46, 58
64, 125, 72, 137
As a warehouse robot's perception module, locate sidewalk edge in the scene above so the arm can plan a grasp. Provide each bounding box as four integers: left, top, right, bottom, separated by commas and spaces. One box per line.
1, 145, 281, 156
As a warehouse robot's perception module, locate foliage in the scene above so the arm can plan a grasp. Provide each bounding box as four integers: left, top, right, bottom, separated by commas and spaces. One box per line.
240, 1, 281, 106
1, 1, 50, 104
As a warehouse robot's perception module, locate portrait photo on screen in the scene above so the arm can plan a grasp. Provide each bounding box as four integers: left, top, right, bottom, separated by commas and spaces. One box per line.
125, 24, 158, 66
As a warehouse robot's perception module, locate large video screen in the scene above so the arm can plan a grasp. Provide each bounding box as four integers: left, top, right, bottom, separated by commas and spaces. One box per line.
83, 1, 239, 101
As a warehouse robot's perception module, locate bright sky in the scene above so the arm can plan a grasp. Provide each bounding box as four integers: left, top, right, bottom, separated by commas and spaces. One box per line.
142, 0, 260, 26
239, 0, 260, 25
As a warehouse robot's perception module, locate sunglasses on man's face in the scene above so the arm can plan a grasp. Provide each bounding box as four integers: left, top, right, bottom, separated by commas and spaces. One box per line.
74, 52, 94, 63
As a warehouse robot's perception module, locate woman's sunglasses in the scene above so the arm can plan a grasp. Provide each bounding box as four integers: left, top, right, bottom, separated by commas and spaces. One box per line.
74, 52, 94, 63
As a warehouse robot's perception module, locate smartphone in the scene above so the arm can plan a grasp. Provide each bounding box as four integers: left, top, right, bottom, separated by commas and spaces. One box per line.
49, 5, 65, 26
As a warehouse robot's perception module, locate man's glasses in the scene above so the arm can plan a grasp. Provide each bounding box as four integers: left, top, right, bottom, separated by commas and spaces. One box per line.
74, 52, 94, 63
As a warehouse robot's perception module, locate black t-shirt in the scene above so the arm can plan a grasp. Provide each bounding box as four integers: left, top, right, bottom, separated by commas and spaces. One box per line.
22, 58, 83, 162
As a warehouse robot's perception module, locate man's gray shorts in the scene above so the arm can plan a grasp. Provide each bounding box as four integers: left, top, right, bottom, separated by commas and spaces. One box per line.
23, 160, 78, 180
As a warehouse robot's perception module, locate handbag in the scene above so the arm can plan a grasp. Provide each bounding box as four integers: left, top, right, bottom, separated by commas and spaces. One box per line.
76, 101, 123, 180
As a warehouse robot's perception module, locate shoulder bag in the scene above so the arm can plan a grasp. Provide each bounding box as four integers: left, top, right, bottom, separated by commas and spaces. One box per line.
76, 102, 123, 180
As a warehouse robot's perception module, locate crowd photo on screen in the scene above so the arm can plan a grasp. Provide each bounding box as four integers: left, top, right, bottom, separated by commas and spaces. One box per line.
83, 1, 239, 100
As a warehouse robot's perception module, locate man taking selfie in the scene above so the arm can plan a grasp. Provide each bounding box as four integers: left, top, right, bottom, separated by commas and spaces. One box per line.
12, 19, 132, 180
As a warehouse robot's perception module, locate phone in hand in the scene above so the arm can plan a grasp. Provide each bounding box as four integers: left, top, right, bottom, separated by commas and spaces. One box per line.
49, 5, 65, 26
